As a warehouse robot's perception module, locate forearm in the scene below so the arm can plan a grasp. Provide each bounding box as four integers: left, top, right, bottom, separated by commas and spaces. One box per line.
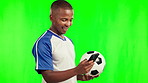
41, 68, 78, 83
41, 59, 94, 83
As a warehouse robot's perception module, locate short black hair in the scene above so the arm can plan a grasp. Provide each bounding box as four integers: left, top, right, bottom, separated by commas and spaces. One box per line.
51, 0, 73, 10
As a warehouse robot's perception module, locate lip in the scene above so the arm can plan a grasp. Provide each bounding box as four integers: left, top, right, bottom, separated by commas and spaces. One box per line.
62, 27, 69, 32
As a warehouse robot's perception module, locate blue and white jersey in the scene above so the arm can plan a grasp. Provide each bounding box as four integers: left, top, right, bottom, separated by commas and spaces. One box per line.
32, 30, 77, 83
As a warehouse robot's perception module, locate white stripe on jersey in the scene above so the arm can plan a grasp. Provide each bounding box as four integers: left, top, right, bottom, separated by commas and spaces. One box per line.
35, 31, 47, 69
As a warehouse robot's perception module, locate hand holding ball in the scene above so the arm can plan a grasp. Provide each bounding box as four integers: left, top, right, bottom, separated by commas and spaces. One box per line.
80, 51, 106, 76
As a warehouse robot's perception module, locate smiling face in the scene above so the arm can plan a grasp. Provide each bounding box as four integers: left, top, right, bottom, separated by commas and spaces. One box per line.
50, 8, 73, 35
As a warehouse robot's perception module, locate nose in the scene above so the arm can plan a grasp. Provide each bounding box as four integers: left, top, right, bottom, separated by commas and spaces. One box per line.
65, 21, 72, 27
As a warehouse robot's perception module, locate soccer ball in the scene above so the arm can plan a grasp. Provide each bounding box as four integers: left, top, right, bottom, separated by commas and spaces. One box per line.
80, 51, 106, 76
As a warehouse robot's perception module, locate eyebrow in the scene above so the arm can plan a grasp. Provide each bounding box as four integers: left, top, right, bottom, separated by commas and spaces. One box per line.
61, 18, 73, 19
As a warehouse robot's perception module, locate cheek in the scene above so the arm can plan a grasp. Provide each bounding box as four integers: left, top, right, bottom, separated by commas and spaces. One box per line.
60, 22, 66, 26
57, 20, 64, 25
55, 21, 62, 27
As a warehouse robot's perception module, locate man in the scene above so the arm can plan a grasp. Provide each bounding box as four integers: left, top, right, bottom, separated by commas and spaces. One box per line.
32, 0, 98, 83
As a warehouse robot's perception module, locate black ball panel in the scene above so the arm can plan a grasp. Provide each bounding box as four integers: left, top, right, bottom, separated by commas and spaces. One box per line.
96, 57, 102, 65
87, 51, 94, 54
91, 70, 99, 75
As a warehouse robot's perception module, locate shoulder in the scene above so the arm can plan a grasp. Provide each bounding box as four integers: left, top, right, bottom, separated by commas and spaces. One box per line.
38, 31, 53, 42
34, 30, 54, 48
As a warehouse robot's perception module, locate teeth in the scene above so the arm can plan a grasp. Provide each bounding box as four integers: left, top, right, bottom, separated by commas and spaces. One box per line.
63, 28, 68, 31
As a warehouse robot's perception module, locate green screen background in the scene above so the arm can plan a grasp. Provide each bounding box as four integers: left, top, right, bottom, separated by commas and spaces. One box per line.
0, 0, 148, 83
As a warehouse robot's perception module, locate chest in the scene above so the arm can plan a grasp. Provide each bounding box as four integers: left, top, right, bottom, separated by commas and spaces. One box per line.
50, 36, 75, 62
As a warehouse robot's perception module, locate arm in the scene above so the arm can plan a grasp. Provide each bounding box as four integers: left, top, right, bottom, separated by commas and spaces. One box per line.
41, 68, 77, 83
41, 59, 94, 83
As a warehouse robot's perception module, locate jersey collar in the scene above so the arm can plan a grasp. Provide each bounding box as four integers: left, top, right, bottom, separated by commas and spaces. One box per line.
48, 30, 66, 41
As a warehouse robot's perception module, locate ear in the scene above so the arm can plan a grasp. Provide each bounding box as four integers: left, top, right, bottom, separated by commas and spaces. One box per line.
50, 15, 53, 21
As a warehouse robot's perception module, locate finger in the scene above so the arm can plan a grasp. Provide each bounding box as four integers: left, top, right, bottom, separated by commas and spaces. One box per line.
94, 75, 99, 78
86, 75, 90, 80
90, 75, 99, 80
85, 66, 94, 72
85, 61, 94, 66
80, 61, 93, 67
85, 64, 93, 69
85, 75, 92, 80
84, 75, 89, 80
88, 60, 94, 63
81, 59, 88, 64
86, 62, 94, 68
86, 63, 94, 69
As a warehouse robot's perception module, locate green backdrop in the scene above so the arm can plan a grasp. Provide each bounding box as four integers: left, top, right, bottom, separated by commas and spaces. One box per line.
0, 0, 148, 83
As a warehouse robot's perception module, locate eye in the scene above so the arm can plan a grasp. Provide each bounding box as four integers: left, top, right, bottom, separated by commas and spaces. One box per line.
70, 19, 73, 22
61, 19, 67, 22
70, 18, 73, 22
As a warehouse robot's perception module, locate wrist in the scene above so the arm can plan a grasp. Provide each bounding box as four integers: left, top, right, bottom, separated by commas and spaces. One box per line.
73, 67, 79, 75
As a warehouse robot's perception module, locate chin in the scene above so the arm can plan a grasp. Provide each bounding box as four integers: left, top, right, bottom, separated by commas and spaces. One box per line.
62, 32, 66, 35
61, 31, 66, 34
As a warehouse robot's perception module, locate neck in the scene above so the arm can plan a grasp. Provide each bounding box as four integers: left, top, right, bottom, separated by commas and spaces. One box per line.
49, 27, 64, 39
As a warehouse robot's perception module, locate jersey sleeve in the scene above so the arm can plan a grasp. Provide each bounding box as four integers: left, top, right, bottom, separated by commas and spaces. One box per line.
32, 38, 53, 74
